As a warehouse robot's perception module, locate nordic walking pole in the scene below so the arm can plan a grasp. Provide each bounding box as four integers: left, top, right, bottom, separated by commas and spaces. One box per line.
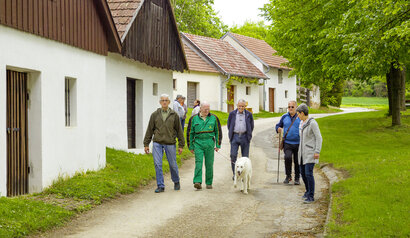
277, 132, 281, 183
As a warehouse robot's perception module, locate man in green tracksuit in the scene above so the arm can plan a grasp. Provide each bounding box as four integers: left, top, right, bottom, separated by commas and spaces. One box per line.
187, 101, 222, 190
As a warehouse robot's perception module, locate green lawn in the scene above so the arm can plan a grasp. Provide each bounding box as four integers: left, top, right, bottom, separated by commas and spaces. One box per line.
341, 97, 388, 109
317, 110, 410, 237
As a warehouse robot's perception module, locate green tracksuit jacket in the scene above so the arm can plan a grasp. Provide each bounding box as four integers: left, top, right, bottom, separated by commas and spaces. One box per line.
187, 113, 222, 185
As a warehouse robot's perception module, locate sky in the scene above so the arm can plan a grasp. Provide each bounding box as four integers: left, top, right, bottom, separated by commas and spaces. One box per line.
213, 0, 270, 27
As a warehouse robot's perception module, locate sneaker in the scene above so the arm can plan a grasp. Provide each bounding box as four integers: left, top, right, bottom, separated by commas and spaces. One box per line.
194, 183, 202, 189
155, 187, 164, 193
283, 176, 292, 184
301, 194, 308, 200
232, 175, 235, 181
206, 185, 213, 189
174, 182, 180, 191
303, 198, 314, 204
294, 178, 300, 185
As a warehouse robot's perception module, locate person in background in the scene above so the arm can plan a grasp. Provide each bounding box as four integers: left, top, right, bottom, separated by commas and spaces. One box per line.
187, 101, 222, 190
296, 103, 322, 204
227, 99, 254, 179
173, 95, 185, 126
180, 96, 188, 131
275, 100, 301, 185
144, 94, 185, 193
191, 99, 200, 116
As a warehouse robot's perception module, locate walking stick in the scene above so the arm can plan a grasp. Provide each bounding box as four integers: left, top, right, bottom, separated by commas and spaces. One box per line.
277, 132, 281, 183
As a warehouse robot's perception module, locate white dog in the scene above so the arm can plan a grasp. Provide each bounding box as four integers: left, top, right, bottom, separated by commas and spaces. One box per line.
234, 157, 252, 194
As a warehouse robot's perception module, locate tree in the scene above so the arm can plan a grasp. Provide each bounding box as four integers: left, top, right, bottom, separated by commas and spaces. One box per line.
261, 0, 409, 125
170, 0, 227, 38
229, 21, 269, 41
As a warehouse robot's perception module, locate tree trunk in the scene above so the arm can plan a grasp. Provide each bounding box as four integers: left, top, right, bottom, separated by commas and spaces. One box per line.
386, 73, 392, 116
387, 63, 402, 126
399, 66, 406, 111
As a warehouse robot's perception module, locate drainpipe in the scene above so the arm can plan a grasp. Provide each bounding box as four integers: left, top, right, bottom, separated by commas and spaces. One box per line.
221, 74, 231, 112
263, 66, 270, 111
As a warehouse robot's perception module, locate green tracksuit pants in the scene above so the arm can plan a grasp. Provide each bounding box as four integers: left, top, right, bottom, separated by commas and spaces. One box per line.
193, 138, 215, 185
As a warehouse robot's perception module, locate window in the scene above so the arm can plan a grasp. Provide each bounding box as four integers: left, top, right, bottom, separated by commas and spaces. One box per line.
65, 77, 77, 127
278, 69, 283, 84
285, 90, 288, 98
153, 83, 158, 96
173, 79, 177, 90
246, 86, 251, 95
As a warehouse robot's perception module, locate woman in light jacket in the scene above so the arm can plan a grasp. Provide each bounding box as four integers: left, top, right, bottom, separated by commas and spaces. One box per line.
296, 104, 322, 203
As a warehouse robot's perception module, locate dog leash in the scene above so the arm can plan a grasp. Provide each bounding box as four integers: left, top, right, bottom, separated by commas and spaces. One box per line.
215, 150, 236, 165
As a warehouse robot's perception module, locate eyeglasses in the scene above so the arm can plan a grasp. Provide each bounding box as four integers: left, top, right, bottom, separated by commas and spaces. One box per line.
160, 100, 169, 102
288, 106, 294, 108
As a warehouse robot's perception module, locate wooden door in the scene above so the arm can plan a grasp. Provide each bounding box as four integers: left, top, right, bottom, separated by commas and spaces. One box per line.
6, 70, 29, 197
127, 79, 136, 149
227, 85, 234, 112
187, 82, 197, 108
269, 88, 275, 112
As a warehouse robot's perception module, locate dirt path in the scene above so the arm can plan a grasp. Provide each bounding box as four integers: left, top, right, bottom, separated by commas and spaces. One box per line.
40, 108, 370, 238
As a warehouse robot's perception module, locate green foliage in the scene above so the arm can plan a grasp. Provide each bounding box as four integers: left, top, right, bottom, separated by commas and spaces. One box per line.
229, 21, 269, 41
261, 0, 409, 97
318, 110, 410, 236
0, 197, 73, 237
344, 76, 387, 97
170, 0, 227, 38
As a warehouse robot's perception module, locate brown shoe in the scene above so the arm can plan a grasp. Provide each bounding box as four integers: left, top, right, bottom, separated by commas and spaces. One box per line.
194, 183, 202, 189
206, 185, 213, 189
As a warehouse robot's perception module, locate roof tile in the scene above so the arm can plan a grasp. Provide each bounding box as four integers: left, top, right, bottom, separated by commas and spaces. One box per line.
228, 33, 290, 70
183, 33, 267, 79
107, 0, 143, 38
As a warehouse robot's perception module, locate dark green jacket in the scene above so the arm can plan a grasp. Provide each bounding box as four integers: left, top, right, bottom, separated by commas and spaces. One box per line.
143, 108, 185, 148
186, 113, 222, 150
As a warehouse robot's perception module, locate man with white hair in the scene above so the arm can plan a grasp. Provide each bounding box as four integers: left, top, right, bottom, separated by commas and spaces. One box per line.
227, 99, 254, 179
144, 94, 185, 193
187, 101, 222, 190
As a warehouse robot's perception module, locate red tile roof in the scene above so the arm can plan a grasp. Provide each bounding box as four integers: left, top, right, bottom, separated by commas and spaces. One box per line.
226, 33, 290, 70
183, 33, 267, 79
107, 0, 143, 39
183, 42, 219, 73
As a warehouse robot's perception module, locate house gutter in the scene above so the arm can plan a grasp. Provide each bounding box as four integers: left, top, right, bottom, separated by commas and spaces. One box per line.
221, 74, 231, 111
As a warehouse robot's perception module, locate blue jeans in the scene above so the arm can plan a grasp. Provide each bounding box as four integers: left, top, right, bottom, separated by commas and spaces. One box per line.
152, 142, 180, 188
180, 118, 185, 132
230, 133, 250, 175
300, 162, 315, 200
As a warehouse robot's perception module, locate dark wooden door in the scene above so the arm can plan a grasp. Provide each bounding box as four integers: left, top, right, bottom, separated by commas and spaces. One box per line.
127, 79, 136, 149
227, 85, 234, 112
6, 70, 28, 197
187, 82, 197, 108
269, 88, 275, 112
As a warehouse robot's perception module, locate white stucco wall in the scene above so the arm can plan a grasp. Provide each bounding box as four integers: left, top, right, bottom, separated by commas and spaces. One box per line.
173, 71, 221, 111
223, 35, 297, 113
263, 68, 297, 112
309, 85, 321, 109
106, 53, 173, 153
0, 25, 106, 195
222, 79, 260, 114
173, 71, 260, 113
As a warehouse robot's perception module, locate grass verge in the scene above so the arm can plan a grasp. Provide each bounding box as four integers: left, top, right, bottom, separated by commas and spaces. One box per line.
0, 147, 192, 237
317, 109, 410, 237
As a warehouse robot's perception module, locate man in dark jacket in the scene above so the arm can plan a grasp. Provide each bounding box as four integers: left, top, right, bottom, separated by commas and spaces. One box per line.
275, 100, 301, 185
227, 99, 254, 178
144, 94, 185, 193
